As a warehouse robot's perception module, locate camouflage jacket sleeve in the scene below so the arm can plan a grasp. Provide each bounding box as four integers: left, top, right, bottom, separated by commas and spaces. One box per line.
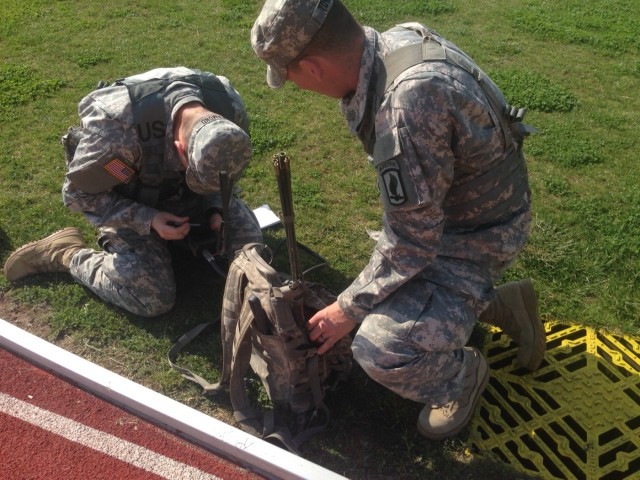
338, 69, 503, 322
62, 89, 159, 235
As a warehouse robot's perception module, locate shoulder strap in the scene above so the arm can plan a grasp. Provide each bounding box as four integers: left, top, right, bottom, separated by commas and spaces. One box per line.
166, 243, 258, 394
167, 321, 218, 390
117, 77, 169, 190
378, 25, 537, 149
185, 70, 239, 128
215, 244, 255, 389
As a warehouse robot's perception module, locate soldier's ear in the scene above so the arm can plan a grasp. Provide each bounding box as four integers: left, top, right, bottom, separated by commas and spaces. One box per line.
174, 140, 189, 169
298, 56, 324, 82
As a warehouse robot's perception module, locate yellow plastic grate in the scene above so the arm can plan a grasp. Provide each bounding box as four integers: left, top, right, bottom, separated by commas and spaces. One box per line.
469, 322, 640, 480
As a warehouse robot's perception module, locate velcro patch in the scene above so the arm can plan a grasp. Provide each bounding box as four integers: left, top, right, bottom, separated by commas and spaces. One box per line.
378, 160, 408, 206
103, 159, 135, 183
372, 127, 420, 211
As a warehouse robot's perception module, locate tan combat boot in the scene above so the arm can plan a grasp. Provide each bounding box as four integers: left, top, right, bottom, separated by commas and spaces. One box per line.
3, 228, 85, 281
417, 346, 489, 440
479, 279, 546, 371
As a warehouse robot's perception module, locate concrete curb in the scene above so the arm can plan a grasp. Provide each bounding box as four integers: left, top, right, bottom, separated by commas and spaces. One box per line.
0, 318, 348, 480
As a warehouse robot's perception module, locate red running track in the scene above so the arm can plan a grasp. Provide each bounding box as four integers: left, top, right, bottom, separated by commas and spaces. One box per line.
0, 348, 264, 480
0, 319, 347, 480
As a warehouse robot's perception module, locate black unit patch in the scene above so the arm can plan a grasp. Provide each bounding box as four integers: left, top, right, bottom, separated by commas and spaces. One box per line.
378, 160, 407, 206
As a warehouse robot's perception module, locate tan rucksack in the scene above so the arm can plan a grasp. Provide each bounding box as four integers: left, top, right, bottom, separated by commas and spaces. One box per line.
169, 242, 352, 452
169, 153, 352, 452
222, 243, 352, 448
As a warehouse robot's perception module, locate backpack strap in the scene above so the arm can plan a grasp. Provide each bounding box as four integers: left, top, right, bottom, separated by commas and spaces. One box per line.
227, 293, 263, 435
228, 297, 309, 454
212, 243, 257, 392
226, 244, 280, 422
167, 321, 218, 389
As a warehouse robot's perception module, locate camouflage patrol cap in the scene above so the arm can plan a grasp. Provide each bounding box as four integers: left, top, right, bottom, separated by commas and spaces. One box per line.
251, 0, 334, 88
186, 115, 251, 194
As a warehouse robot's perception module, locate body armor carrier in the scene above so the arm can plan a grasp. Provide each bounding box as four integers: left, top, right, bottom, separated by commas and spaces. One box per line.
372, 24, 536, 230
114, 70, 238, 207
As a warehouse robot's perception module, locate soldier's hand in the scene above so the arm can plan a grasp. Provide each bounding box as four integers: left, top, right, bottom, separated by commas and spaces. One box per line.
151, 212, 190, 240
308, 302, 356, 355
208, 212, 222, 232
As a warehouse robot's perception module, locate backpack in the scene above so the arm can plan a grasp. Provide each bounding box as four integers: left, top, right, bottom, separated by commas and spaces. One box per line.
223, 243, 353, 449
169, 152, 352, 452
169, 242, 353, 453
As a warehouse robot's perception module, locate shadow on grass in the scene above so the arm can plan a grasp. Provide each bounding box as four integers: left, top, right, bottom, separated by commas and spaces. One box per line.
0, 227, 14, 264
294, 324, 538, 480
0, 227, 535, 479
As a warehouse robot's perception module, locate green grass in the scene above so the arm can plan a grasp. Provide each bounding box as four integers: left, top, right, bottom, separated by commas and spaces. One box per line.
1, 0, 639, 478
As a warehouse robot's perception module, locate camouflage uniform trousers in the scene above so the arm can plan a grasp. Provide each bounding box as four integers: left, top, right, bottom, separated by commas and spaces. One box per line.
68, 196, 262, 317
351, 273, 490, 407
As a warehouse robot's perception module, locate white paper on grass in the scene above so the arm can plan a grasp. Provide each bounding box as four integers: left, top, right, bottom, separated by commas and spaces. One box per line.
253, 204, 281, 229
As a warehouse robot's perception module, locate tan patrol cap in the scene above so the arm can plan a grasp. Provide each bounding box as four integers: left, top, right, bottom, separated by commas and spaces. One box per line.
251, 0, 334, 88
187, 115, 252, 194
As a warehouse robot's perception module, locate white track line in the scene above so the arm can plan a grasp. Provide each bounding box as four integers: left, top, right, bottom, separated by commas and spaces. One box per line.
0, 318, 347, 480
0, 393, 223, 480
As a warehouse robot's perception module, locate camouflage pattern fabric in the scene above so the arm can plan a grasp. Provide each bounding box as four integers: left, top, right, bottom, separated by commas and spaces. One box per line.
352, 272, 484, 406
335, 26, 532, 404
61, 67, 262, 317
251, 0, 334, 88
186, 115, 251, 194
69, 196, 261, 317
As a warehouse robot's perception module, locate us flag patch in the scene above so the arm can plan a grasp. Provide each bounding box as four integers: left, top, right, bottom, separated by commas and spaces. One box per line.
103, 159, 135, 183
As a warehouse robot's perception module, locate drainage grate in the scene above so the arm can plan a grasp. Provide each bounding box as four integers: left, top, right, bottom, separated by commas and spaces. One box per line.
469, 322, 640, 480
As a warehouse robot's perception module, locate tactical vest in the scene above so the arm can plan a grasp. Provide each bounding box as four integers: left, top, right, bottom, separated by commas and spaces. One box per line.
114, 70, 239, 207
372, 24, 536, 229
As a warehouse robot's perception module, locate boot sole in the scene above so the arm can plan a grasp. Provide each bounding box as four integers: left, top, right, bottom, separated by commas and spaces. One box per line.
417, 352, 490, 441
3, 227, 83, 281
518, 279, 546, 371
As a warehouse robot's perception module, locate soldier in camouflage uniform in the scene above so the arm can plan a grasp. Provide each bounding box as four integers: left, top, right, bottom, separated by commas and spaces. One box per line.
251, 0, 545, 439
4, 67, 262, 318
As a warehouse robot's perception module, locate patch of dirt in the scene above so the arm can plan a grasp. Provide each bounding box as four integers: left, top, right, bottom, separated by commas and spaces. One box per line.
0, 291, 234, 422
0, 292, 86, 362
0, 292, 53, 340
